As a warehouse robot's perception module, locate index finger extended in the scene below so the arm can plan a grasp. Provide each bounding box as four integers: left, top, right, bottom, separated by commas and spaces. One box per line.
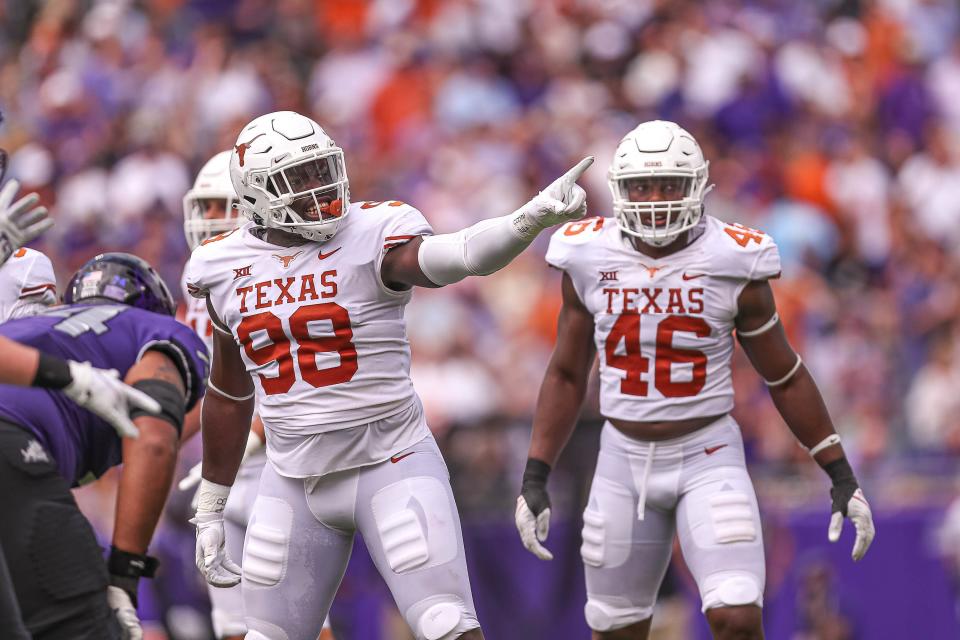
561, 156, 595, 185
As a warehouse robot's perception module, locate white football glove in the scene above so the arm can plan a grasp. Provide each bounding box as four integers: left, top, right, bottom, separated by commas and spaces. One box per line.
63, 360, 161, 439
0, 178, 52, 265
515, 157, 593, 236
107, 585, 142, 640
191, 480, 242, 588
515, 495, 553, 561
828, 488, 875, 561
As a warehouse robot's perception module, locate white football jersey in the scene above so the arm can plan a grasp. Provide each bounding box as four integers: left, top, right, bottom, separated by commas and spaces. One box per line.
0, 248, 57, 322
546, 215, 781, 422
180, 265, 214, 354
185, 200, 432, 438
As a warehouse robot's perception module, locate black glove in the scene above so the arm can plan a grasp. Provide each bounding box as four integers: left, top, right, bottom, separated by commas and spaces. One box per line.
520, 458, 551, 516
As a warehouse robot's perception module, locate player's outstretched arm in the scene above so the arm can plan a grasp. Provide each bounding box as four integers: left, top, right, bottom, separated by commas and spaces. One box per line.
381, 157, 593, 289
190, 324, 254, 588
0, 336, 160, 438
736, 280, 875, 561
516, 272, 596, 561
0, 178, 52, 265
109, 349, 191, 639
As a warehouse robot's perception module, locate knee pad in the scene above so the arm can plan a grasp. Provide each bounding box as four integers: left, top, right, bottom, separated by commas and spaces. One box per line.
709, 491, 757, 544
407, 595, 479, 640
584, 596, 652, 632
371, 476, 457, 573
701, 572, 763, 611
243, 497, 293, 587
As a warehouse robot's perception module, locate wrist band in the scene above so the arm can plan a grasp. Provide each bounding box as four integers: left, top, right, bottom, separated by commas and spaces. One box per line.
806, 433, 841, 457
108, 546, 159, 580
522, 458, 551, 486
823, 456, 856, 486
738, 312, 780, 338
196, 478, 232, 513
764, 355, 802, 387
32, 352, 72, 389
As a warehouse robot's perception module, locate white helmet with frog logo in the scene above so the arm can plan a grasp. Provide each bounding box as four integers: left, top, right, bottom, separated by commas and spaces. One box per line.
229, 111, 350, 243
608, 120, 713, 247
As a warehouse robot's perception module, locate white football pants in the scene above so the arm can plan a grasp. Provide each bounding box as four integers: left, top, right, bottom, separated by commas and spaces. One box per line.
581, 415, 765, 632
240, 434, 480, 640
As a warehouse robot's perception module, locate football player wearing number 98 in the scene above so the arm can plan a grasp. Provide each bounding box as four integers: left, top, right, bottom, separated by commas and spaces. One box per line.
184, 110, 592, 640
177, 151, 334, 640
515, 120, 876, 640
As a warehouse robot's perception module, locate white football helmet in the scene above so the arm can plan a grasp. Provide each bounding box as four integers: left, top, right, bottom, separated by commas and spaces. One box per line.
182, 151, 240, 250
229, 111, 349, 243
608, 120, 713, 247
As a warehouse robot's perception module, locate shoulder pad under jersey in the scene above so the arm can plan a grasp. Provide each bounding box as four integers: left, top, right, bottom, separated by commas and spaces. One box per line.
701, 216, 781, 281
545, 216, 609, 271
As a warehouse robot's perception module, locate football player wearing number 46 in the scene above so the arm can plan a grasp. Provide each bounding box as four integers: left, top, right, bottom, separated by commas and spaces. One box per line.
185, 110, 592, 640
515, 121, 876, 640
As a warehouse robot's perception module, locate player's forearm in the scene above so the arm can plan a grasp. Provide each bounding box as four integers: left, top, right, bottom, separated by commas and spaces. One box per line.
0, 336, 41, 386
767, 365, 845, 466
529, 369, 588, 467
417, 212, 539, 286
113, 418, 179, 553
200, 391, 254, 485
180, 402, 202, 442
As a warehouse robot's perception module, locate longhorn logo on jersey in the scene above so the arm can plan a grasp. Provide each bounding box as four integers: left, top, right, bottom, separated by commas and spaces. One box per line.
273, 251, 303, 269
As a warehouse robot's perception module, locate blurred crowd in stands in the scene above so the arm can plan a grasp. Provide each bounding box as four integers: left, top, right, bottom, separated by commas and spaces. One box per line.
2, 0, 960, 521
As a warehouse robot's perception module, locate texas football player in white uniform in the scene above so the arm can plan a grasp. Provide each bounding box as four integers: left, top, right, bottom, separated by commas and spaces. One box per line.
515, 121, 876, 640
178, 151, 339, 639
185, 111, 592, 640
0, 172, 56, 321
0, 246, 57, 322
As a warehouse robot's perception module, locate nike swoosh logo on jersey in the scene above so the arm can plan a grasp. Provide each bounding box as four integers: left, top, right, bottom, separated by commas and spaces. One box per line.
704, 444, 728, 455
318, 247, 341, 260
390, 452, 415, 464
682, 272, 708, 280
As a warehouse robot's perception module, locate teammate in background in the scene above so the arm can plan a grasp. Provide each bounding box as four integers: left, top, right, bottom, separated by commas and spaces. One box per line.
0, 253, 208, 640
515, 121, 876, 640
186, 110, 591, 640
177, 150, 334, 640
0, 246, 57, 321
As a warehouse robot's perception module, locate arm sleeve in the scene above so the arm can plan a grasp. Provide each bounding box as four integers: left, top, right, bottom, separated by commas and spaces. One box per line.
138, 321, 210, 411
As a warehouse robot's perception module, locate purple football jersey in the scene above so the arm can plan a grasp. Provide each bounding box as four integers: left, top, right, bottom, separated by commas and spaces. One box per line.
0, 304, 209, 486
